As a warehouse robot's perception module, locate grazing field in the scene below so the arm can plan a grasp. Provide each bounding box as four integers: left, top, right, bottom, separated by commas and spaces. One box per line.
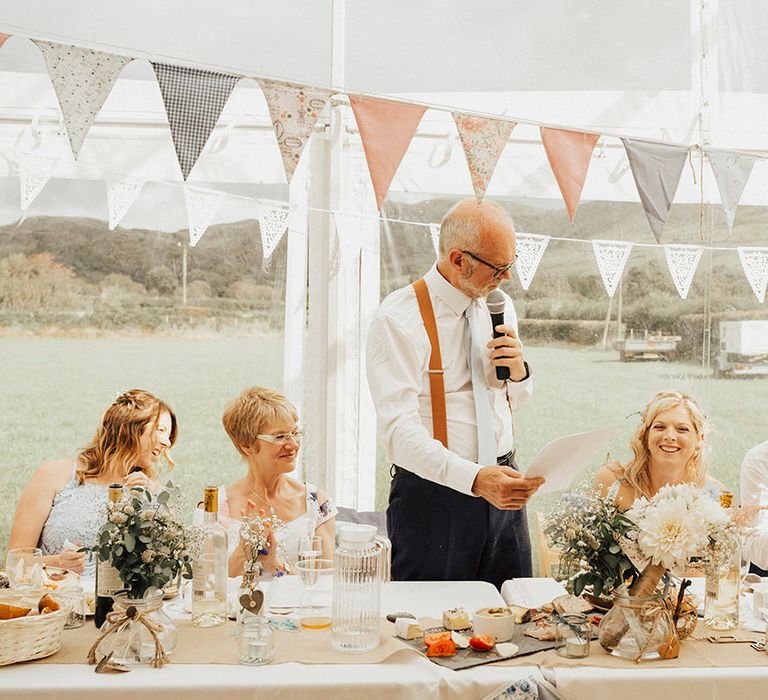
1, 337, 765, 566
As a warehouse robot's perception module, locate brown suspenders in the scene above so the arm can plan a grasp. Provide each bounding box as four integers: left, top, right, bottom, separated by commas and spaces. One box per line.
412, 278, 449, 449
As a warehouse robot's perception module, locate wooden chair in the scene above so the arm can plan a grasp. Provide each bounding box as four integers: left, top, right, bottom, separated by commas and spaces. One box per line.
533, 510, 562, 578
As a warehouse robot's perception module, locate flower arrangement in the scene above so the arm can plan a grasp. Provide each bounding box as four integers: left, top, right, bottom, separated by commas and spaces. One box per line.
93, 483, 200, 598
238, 502, 285, 575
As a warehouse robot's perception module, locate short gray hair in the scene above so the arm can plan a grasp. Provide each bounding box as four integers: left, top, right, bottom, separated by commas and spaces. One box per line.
437, 200, 512, 261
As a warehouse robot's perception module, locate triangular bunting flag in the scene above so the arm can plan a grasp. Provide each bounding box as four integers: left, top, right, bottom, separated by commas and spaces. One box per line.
592, 240, 633, 297
0, 34, 11, 49
18, 154, 56, 210
621, 138, 690, 243
348, 96, 426, 210
515, 233, 550, 290
33, 41, 131, 159
453, 113, 516, 202
105, 176, 145, 230
183, 187, 223, 247
257, 79, 332, 183
707, 149, 757, 234
152, 63, 240, 179
737, 247, 768, 303
540, 127, 599, 221
259, 205, 290, 266
664, 244, 703, 299
429, 223, 440, 257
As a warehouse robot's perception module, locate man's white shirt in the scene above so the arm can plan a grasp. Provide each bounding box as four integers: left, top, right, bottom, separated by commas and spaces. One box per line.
742, 439, 768, 569
365, 264, 532, 496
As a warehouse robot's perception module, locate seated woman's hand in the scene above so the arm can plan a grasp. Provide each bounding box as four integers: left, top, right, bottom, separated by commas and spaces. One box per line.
123, 470, 160, 493
59, 545, 86, 574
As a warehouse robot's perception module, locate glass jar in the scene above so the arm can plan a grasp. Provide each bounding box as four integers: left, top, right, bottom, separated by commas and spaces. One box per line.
704, 547, 740, 631
555, 613, 591, 658
59, 583, 86, 629
238, 616, 274, 665
597, 590, 678, 661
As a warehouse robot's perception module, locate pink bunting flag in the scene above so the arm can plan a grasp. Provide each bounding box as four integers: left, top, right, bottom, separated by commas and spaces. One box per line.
348, 96, 426, 211
540, 127, 599, 222
453, 113, 516, 202
0, 34, 11, 49
257, 79, 332, 183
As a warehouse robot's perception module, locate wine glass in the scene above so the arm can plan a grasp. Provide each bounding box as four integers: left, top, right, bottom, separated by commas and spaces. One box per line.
295, 558, 333, 630
297, 535, 322, 565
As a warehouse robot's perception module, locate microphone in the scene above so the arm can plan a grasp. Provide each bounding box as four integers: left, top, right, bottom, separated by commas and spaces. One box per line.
486, 290, 509, 380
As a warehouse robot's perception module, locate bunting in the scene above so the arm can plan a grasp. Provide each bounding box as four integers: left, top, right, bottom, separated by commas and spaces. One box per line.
514, 233, 550, 291
453, 113, 516, 202
664, 244, 703, 299
33, 41, 131, 159
0, 34, 11, 49
707, 149, 757, 234
429, 223, 440, 257
259, 205, 290, 266
105, 176, 145, 230
540, 128, 599, 221
257, 79, 332, 183
592, 240, 633, 297
737, 247, 768, 303
18, 154, 56, 210
152, 63, 240, 179
348, 96, 426, 210
621, 138, 690, 243
183, 187, 222, 247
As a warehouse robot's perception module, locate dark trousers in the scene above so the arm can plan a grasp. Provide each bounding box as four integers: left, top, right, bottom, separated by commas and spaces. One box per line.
750, 562, 768, 576
387, 454, 532, 590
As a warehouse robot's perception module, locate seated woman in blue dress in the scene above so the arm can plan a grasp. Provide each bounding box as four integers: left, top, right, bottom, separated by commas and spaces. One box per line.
7, 390, 176, 575
594, 390, 723, 509
212, 386, 337, 577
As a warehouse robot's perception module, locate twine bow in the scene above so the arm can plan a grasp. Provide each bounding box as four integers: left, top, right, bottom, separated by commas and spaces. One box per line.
87, 602, 169, 669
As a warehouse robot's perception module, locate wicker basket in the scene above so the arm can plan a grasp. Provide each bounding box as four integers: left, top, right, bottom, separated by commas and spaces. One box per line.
0, 605, 70, 666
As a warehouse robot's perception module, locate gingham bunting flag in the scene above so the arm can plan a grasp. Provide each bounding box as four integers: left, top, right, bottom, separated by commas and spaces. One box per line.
33, 41, 131, 159
515, 233, 550, 290
152, 63, 240, 179
105, 176, 145, 230
707, 149, 757, 234
257, 79, 332, 183
738, 247, 768, 303
453, 113, 516, 202
18, 154, 56, 210
184, 186, 223, 247
429, 223, 440, 257
592, 240, 633, 297
664, 244, 703, 299
259, 205, 290, 267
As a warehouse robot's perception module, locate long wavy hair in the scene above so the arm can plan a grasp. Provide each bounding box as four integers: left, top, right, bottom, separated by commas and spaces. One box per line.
623, 391, 708, 499
76, 389, 177, 484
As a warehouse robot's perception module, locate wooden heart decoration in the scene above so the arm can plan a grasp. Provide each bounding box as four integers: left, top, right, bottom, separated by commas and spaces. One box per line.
239, 589, 264, 615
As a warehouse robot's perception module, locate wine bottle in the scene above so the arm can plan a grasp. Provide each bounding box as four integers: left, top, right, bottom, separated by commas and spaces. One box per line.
94, 483, 124, 628
191, 486, 228, 627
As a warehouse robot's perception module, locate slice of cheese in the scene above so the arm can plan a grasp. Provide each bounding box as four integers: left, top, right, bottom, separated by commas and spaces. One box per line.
442, 607, 471, 630
394, 617, 423, 640
496, 642, 520, 658
451, 631, 470, 648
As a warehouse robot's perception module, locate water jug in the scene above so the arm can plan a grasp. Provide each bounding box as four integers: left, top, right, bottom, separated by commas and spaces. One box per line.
331, 523, 391, 653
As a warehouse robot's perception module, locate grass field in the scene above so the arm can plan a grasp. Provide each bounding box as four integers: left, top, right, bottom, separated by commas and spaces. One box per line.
1, 337, 765, 567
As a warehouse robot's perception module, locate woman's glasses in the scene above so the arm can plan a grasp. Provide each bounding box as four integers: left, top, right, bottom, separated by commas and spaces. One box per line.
256, 429, 303, 445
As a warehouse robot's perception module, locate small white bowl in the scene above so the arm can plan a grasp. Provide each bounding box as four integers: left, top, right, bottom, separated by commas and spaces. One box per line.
473, 607, 516, 642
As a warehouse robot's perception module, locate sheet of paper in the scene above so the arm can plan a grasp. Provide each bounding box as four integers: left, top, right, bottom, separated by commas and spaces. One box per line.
525, 425, 618, 494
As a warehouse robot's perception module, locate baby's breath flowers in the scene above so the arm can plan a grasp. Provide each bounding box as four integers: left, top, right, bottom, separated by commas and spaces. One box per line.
239, 501, 285, 575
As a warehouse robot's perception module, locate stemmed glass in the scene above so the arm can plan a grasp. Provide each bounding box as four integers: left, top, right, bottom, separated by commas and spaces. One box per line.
295, 558, 333, 631
297, 535, 322, 564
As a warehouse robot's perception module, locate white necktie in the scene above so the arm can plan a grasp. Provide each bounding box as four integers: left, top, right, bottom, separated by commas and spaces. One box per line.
466, 300, 496, 465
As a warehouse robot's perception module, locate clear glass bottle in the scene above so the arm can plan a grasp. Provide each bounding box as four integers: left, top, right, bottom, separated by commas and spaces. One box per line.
192, 485, 228, 627
704, 491, 740, 631
95, 483, 124, 628
331, 524, 383, 654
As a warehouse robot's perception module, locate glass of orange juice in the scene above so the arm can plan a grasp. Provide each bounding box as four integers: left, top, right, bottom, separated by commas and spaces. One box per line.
295, 558, 333, 631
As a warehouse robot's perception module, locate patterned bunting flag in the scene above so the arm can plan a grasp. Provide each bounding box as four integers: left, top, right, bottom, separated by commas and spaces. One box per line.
707, 149, 757, 233
592, 240, 633, 297
259, 205, 290, 267
0, 34, 11, 49
348, 96, 426, 211
429, 223, 440, 257
184, 186, 223, 247
105, 176, 145, 230
738, 247, 768, 303
540, 128, 599, 221
453, 113, 516, 202
257, 79, 332, 183
152, 63, 240, 179
33, 41, 131, 159
18, 154, 56, 210
514, 233, 550, 290
621, 138, 690, 243
664, 244, 703, 299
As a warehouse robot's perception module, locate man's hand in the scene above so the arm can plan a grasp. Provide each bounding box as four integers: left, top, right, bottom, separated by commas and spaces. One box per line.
487, 324, 527, 381
472, 466, 544, 510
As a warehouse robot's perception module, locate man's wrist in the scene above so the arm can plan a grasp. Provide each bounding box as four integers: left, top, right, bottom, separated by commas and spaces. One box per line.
509, 361, 530, 383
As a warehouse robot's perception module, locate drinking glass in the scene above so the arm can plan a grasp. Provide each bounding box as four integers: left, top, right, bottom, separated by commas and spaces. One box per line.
238, 616, 275, 665
295, 558, 333, 631
5, 547, 44, 593
297, 535, 322, 565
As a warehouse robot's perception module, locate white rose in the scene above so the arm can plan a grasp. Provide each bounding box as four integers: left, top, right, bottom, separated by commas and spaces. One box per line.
123, 505, 135, 516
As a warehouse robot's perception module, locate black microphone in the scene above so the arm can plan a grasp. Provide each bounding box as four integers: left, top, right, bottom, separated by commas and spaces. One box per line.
486, 290, 509, 380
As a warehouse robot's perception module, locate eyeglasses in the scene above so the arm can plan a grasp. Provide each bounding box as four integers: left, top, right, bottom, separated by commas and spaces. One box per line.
256, 429, 303, 445
461, 250, 517, 280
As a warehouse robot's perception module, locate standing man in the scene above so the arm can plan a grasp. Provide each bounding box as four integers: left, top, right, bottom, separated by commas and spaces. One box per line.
365, 199, 544, 588
741, 438, 768, 575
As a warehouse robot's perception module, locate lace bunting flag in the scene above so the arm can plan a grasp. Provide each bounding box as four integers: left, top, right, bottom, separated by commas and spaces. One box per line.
259, 205, 290, 267
664, 244, 703, 299
515, 233, 550, 290
18, 154, 56, 210
738, 247, 768, 303
183, 187, 222, 247
592, 240, 633, 297
106, 177, 144, 230
429, 223, 440, 257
